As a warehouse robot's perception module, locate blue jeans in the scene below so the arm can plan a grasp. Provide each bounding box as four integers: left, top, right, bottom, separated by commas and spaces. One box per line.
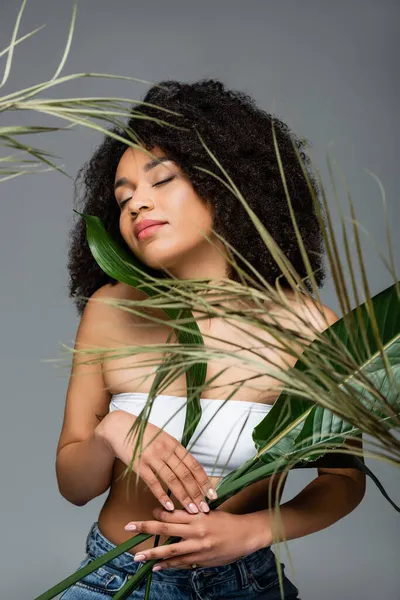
59, 521, 301, 599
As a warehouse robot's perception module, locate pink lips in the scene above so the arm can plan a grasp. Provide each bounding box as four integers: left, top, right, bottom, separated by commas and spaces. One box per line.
137, 222, 166, 240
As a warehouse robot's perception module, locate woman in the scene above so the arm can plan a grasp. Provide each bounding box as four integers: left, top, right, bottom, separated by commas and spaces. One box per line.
57, 79, 366, 599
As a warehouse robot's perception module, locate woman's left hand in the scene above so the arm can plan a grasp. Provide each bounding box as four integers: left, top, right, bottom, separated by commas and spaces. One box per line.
124, 507, 271, 570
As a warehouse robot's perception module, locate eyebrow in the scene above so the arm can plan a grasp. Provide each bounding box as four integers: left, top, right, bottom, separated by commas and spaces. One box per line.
113, 156, 171, 192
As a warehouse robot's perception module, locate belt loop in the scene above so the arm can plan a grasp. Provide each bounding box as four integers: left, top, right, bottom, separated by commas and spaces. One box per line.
85, 522, 96, 554
236, 558, 249, 588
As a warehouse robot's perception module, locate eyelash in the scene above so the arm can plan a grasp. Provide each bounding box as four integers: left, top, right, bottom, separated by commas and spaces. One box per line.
118, 176, 176, 209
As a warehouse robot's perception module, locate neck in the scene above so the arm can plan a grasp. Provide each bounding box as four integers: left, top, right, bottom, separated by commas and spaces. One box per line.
163, 236, 229, 282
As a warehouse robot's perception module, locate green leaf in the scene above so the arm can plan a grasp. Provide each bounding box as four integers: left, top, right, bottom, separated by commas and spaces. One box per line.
294, 336, 400, 454
251, 281, 400, 508
75, 211, 165, 292
34, 532, 152, 600
253, 282, 400, 457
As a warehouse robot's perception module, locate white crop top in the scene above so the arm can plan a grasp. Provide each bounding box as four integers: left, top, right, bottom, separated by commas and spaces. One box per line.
109, 393, 272, 478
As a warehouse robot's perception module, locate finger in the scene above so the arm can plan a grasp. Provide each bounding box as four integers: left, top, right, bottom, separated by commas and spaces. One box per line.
133, 539, 195, 563
124, 519, 190, 539
152, 507, 194, 523
138, 463, 175, 511
173, 445, 218, 501
153, 552, 205, 571
166, 453, 210, 512
151, 458, 201, 514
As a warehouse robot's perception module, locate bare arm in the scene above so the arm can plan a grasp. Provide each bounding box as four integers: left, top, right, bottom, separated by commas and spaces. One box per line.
55, 284, 117, 506
247, 469, 366, 549
56, 427, 116, 506
249, 300, 366, 547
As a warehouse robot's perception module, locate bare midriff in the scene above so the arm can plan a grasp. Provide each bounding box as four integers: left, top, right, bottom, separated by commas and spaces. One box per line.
98, 463, 287, 555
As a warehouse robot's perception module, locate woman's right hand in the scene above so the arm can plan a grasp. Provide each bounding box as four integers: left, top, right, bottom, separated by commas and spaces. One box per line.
96, 409, 217, 514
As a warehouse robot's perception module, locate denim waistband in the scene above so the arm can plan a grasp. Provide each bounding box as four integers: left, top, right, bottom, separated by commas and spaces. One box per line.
85, 521, 275, 581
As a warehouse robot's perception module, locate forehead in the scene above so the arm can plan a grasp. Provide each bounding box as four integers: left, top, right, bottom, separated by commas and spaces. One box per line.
115, 146, 166, 175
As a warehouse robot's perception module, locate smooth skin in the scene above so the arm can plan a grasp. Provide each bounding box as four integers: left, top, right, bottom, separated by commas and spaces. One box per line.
56, 145, 366, 572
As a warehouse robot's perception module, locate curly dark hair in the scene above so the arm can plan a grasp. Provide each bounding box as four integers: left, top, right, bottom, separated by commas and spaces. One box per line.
68, 79, 326, 315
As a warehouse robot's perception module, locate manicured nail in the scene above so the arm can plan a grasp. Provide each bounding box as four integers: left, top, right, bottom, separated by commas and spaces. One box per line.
165, 500, 174, 511
207, 488, 218, 500
134, 553, 146, 562
188, 502, 199, 513
152, 565, 162, 571
199, 501, 210, 513
125, 523, 137, 531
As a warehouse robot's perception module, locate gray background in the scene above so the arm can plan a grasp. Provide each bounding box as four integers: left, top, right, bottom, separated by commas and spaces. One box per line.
0, 1, 399, 598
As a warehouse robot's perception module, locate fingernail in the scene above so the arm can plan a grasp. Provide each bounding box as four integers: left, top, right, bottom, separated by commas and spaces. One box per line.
199, 501, 210, 513
124, 523, 137, 531
207, 488, 218, 500
165, 501, 174, 511
188, 502, 199, 514
134, 553, 146, 562
152, 565, 162, 571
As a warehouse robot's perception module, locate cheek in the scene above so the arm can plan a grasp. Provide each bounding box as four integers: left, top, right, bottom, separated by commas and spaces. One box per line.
173, 189, 213, 233
119, 215, 130, 241
119, 215, 139, 253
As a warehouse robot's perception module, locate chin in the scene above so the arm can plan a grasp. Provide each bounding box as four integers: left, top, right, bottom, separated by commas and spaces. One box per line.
128, 248, 169, 271
137, 242, 186, 269
143, 256, 176, 272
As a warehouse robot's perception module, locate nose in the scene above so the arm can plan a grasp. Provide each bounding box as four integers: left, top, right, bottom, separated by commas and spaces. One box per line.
127, 190, 155, 216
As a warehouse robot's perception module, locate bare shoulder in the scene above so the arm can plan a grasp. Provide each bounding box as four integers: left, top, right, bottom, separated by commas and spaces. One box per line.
89, 281, 146, 303
289, 293, 339, 332
56, 282, 146, 454
269, 290, 340, 344
86, 281, 148, 322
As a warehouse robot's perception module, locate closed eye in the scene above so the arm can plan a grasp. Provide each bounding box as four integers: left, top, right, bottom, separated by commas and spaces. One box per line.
153, 175, 176, 187
118, 176, 176, 209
